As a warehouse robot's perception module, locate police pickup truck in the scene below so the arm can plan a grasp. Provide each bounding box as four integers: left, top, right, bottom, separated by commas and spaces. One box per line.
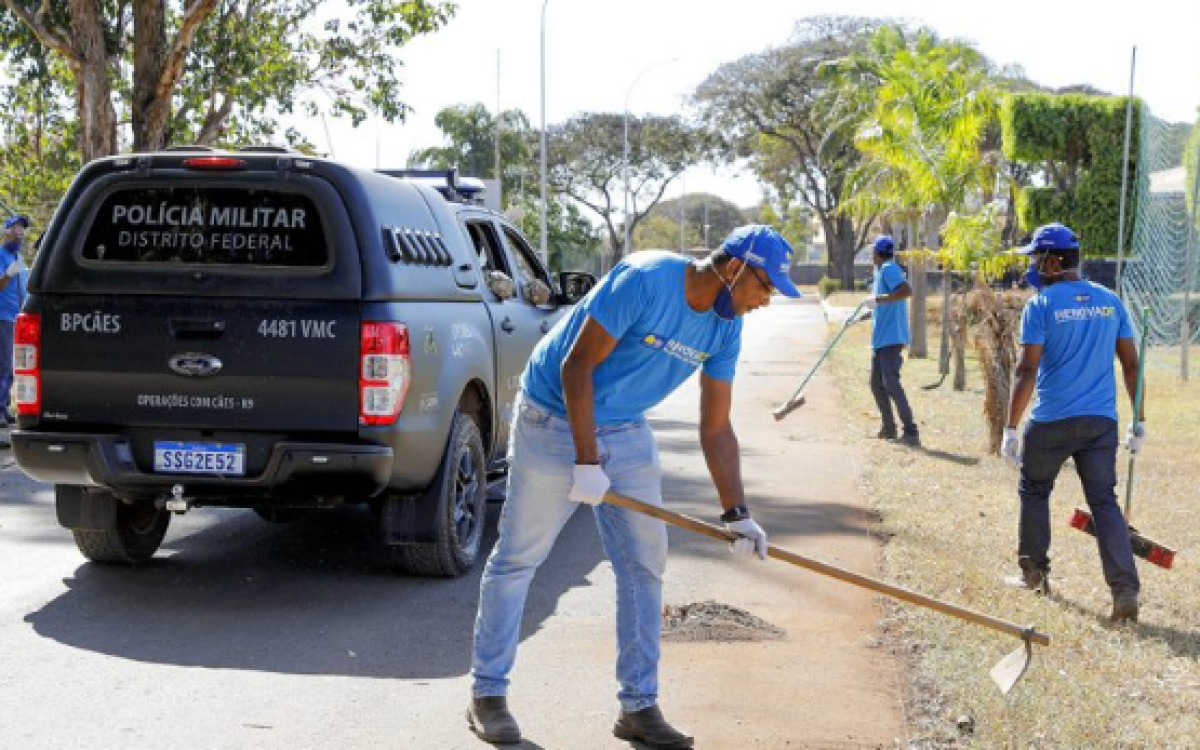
12, 149, 594, 577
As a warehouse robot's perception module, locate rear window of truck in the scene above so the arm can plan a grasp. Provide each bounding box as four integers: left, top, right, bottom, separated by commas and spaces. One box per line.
81, 187, 327, 267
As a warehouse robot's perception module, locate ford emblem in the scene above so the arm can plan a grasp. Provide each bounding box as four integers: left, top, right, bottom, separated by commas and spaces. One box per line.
169, 353, 223, 377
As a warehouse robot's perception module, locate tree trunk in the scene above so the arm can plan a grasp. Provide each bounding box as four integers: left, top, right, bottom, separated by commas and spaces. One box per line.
908, 219, 928, 358
952, 294, 967, 391
70, 0, 118, 161
826, 214, 859, 289
132, 0, 167, 151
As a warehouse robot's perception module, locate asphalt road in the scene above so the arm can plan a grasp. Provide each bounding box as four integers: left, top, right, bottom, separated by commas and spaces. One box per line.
0, 295, 903, 749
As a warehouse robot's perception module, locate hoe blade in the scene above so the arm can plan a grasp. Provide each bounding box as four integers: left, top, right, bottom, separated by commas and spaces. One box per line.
990, 640, 1033, 695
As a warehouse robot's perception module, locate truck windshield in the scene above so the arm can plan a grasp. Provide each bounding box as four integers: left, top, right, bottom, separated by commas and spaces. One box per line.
81, 186, 327, 267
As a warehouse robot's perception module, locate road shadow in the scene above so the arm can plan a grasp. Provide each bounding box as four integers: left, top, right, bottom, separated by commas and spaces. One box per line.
24, 502, 605, 681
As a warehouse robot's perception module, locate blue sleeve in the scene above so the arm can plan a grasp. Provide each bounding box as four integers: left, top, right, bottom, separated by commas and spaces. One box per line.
1020, 299, 1045, 346
582, 263, 645, 340
702, 321, 742, 381
1116, 301, 1134, 339
882, 263, 905, 292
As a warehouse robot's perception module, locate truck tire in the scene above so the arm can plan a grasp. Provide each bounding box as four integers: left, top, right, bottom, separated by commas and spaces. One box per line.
392, 411, 487, 577
71, 495, 170, 564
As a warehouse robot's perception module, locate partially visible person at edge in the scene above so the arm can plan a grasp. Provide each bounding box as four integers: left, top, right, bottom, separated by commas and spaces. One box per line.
467, 225, 802, 749
0, 215, 30, 429
863, 235, 919, 446
1001, 222, 1143, 623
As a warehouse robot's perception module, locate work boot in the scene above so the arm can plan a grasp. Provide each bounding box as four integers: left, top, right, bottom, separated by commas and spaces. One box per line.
1018, 558, 1050, 596
1110, 594, 1139, 624
613, 705, 694, 749
876, 426, 898, 440
898, 428, 921, 447
466, 696, 521, 744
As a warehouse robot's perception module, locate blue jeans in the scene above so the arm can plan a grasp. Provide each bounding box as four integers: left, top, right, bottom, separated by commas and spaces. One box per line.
870, 344, 915, 433
1018, 416, 1140, 597
471, 395, 667, 711
0, 320, 13, 413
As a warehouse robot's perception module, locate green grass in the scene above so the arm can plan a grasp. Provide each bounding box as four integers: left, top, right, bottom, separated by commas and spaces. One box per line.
828, 320, 1200, 748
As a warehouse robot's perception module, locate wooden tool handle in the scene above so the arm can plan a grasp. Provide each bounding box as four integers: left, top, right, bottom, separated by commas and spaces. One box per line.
604, 491, 1050, 647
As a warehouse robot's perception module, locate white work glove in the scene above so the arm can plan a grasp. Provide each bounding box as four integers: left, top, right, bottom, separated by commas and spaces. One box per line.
862, 296, 878, 310
568, 463, 610, 506
1125, 422, 1146, 454
4, 258, 22, 278
1000, 427, 1021, 469
726, 517, 768, 560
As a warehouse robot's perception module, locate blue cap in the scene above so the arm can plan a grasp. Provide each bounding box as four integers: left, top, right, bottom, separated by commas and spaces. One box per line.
721, 224, 802, 298
4, 215, 30, 229
1017, 222, 1078, 254
872, 235, 895, 254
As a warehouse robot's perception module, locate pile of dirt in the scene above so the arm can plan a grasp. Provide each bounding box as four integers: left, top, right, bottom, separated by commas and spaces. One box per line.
661, 601, 786, 643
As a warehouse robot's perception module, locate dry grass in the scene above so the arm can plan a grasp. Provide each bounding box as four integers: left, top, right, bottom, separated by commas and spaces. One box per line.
827, 319, 1200, 749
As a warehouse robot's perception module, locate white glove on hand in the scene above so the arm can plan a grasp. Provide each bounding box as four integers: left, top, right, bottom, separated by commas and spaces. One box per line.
1000, 427, 1021, 469
1125, 422, 1146, 454
726, 517, 768, 560
862, 296, 878, 310
568, 463, 610, 506
4, 259, 22, 278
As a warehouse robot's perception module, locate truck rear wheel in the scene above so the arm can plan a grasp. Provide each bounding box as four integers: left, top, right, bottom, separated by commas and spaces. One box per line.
391, 411, 487, 577
71, 494, 170, 564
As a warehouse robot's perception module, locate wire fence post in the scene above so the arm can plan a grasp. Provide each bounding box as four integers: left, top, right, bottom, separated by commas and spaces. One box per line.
1115, 46, 1136, 300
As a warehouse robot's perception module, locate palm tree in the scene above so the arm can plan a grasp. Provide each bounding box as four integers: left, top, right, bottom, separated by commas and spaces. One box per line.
829, 25, 998, 379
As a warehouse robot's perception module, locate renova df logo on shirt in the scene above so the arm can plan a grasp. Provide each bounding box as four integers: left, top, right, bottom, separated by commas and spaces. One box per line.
642, 334, 711, 366
1054, 303, 1116, 323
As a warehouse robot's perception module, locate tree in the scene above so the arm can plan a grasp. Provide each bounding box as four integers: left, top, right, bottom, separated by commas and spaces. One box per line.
0, 43, 77, 226
508, 194, 602, 273
0, 0, 454, 161
693, 16, 886, 288
408, 103, 535, 206
546, 112, 700, 262
642, 192, 751, 251
829, 24, 997, 371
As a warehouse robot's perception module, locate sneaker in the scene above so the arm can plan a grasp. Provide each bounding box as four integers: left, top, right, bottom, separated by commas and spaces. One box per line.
1018, 558, 1051, 596
876, 426, 898, 440
1110, 594, 1139, 624
898, 429, 921, 447
613, 705, 694, 749
466, 696, 521, 744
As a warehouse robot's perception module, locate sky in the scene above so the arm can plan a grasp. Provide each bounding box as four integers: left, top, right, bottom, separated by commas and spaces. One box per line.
296, 0, 1200, 209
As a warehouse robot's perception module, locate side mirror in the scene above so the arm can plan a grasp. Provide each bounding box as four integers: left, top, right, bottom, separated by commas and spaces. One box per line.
556, 271, 596, 304
522, 277, 553, 306
485, 270, 516, 301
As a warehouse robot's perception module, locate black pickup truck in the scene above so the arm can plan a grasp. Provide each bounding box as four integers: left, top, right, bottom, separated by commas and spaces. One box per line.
12, 149, 594, 576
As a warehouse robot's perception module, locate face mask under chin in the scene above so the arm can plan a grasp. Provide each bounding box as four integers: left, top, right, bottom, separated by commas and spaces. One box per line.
712, 263, 746, 320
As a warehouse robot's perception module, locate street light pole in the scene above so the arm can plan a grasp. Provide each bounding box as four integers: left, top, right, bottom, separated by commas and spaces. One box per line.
623, 57, 677, 257
539, 0, 551, 268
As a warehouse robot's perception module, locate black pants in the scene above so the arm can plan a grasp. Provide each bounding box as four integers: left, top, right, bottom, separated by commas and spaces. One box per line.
870, 345, 915, 433
1018, 416, 1140, 597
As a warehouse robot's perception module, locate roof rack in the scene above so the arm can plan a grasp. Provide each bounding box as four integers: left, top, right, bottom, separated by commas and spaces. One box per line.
378, 168, 487, 205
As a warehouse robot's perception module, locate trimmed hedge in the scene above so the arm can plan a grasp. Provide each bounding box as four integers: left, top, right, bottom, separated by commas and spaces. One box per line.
1001, 92, 1141, 255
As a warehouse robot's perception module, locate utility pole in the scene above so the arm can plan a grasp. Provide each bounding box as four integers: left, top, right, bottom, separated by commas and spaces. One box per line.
495, 49, 502, 206
1115, 46, 1136, 299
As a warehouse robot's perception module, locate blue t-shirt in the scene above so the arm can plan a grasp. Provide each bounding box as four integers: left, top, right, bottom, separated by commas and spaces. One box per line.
1019, 279, 1133, 423
0, 243, 25, 322
871, 260, 910, 349
522, 251, 743, 424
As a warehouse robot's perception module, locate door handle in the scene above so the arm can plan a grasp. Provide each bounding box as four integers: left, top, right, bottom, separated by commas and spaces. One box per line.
540, 320, 550, 334
169, 318, 226, 339
500, 317, 516, 333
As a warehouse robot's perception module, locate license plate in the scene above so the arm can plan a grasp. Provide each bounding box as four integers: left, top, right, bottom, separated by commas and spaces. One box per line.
153, 441, 246, 476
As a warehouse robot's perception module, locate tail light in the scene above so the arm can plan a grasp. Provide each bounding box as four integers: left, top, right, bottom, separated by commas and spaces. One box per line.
13, 312, 40, 415
359, 323, 411, 426
182, 157, 247, 170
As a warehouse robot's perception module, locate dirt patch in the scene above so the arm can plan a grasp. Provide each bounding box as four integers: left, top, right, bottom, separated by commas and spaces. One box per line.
661, 601, 786, 642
